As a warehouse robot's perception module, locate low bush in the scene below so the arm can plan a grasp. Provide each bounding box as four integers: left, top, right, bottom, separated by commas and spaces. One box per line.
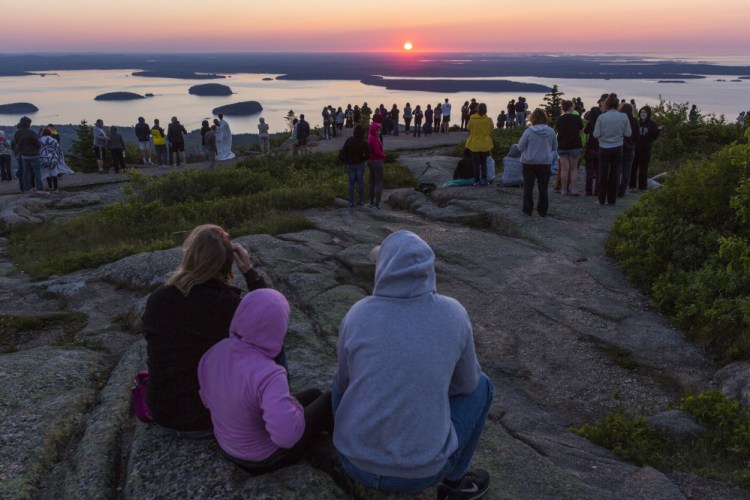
574, 391, 750, 487
9, 152, 416, 277
607, 132, 750, 363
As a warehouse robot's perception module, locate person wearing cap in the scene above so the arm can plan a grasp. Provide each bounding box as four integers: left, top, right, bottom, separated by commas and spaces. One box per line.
12, 116, 45, 193
93, 119, 109, 174
135, 117, 152, 165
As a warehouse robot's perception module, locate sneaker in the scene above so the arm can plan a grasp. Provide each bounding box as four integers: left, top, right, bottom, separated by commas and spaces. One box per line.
437, 469, 490, 500
552, 187, 561, 193
473, 181, 481, 187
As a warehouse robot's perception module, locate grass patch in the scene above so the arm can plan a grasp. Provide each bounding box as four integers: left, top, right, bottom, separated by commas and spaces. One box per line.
574, 391, 750, 488
8, 152, 416, 277
0, 312, 88, 352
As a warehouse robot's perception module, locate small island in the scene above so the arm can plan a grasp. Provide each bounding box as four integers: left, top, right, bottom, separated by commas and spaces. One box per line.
189, 83, 233, 96
360, 76, 551, 93
212, 101, 263, 116
262, 77, 273, 81
657, 80, 686, 84
95, 92, 145, 101
0, 102, 39, 114
132, 70, 225, 80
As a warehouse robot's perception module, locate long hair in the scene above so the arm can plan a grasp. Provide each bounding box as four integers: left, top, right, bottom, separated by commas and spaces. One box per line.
529, 108, 548, 125
166, 225, 234, 296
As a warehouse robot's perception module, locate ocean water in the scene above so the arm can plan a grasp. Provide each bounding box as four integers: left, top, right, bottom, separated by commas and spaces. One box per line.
0, 63, 747, 134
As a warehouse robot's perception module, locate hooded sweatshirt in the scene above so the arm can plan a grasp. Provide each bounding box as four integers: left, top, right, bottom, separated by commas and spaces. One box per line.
333, 230, 482, 479
198, 289, 304, 461
466, 113, 494, 152
517, 124, 558, 165
635, 106, 660, 149
593, 109, 631, 148
368, 122, 385, 161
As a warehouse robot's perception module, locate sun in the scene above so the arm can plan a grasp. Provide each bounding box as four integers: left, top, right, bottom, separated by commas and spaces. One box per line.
403, 42, 413, 51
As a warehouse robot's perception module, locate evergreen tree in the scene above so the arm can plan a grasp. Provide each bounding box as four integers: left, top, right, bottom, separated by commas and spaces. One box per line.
542, 85, 565, 124
67, 120, 103, 173
284, 110, 297, 132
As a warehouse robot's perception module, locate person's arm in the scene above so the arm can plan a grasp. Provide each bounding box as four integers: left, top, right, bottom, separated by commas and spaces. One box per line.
334, 321, 350, 394
593, 117, 602, 139
233, 244, 267, 291
517, 129, 529, 152
449, 320, 481, 396
623, 115, 632, 138
258, 371, 305, 449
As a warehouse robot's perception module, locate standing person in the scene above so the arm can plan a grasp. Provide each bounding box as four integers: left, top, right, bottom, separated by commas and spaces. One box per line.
413, 105, 423, 137
335, 107, 345, 137
367, 122, 385, 209
460, 101, 470, 132
593, 93, 631, 206
341, 124, 370, 207
466, 103, 494, 186
39, 128, 73, 191
433, 103, 443, 133
135, 117, 153, 165
515, 98, 526, 127
441, 98, 452, 133
0, 130, 12, 182
142, 224, 270, 435
204, 125, 218, 168
333, 230, 493, 498
198, 289, 332, 474
403, 102, 412, 135
517, 108, 557, 217
630, 106, 660, 193
390, 104, 400, 136
13, 117, 44, 193
424, 105, 433, 136
216, 114, 235, 160
555, 100, 584, 196
151, 119, 168, 168
345, 104, 354, 132
200, 120, 211, 162
617, 102, 639, 197
689, 104, 698, 124
93, 118, 109, 174
322, 107, 332, 140
296, 114, 310, 154
46, 124, 61, 143
468, 98, 478, 115
258, 117, 270, 155
108, 126, 127, 173
167, 117, 187, 167
360, 102, 372, 127
583, 107, 602, 196
507, 100, 516, 129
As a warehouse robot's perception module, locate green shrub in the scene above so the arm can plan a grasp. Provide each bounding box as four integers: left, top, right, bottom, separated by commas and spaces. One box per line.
575, 391, 750, 487
9, 152, 416, 277
607, 135, 750, 363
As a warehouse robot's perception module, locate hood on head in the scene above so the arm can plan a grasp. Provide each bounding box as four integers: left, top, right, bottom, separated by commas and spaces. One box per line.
229, 289, 290, 358
530, 124, 553, 137
259, 117, 265, 123
639, 106, 652, 121
369, 122, 381, 136
373, 230, 436, 298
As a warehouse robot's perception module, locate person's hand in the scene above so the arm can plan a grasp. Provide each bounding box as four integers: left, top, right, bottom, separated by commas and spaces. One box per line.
232, 244, 253, 274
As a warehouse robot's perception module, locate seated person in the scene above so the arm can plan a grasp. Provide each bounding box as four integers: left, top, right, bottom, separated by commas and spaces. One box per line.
199, 289, 332, 474
501, 144, 524, 187
142, 224, 267, 436
453, 148, 475, 180
333, 230, 494, 499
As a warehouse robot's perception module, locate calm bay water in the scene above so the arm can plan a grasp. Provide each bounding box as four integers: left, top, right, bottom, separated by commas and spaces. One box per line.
0, 64, 747, 134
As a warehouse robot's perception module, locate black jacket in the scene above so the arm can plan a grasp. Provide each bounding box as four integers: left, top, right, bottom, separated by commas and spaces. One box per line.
12, 128, 41, 157
143, 269, 266, 431
167, 121, 187, 144
342, 136, 369, 165
135, 122, 151, 142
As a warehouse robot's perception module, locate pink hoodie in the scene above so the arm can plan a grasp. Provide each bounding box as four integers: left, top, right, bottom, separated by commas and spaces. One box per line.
368, 122, 385, 161
198, 289, 304, 461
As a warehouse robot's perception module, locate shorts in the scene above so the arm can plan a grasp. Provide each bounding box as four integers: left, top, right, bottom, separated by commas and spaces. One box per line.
171, 142, 185, 152
93, 146, 106, 160
138, 141, 151, 151
442, 116, 450, 123
558, 149, 581, 159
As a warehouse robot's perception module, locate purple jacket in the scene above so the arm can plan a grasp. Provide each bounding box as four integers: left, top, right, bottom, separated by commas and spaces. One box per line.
198, 289, 304, 461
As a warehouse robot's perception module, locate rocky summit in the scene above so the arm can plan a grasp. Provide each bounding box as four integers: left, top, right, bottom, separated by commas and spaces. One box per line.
1, 138, 749, 500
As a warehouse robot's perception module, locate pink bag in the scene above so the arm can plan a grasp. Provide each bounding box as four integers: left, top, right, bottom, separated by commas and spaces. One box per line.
131, 371, 154, 423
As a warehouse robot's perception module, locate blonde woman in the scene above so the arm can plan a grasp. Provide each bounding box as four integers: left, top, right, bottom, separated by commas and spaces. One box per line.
142, 224, 270, 437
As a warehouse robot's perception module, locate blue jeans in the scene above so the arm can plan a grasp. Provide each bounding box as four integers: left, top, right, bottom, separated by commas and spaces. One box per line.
22, 155, 43, 192
333, 373, 493, 494
392, 119, 399, 136
347, 162, 366, 204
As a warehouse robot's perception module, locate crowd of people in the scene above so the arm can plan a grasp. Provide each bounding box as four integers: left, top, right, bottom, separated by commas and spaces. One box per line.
142, 225, 493, 499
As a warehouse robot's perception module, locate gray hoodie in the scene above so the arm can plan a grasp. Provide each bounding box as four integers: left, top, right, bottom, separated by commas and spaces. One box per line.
333, 230, 482, 478
593, 109, 631, 148
517, 124, 558, 165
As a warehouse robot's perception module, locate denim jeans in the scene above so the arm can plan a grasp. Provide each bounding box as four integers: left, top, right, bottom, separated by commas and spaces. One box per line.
347, 162, 366, 204
522, 164, 551, 216
368, 160, 384, 207
471, 151, 489, 183
392, 119, 399, 136
22, 155, 43, 192
630, 145, 652, 191
333, 373, 493, 494
618, 145, 634, 196
598, 146, 622, 205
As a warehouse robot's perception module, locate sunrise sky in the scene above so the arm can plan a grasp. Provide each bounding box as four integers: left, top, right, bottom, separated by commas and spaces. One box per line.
2, 0, 749, 53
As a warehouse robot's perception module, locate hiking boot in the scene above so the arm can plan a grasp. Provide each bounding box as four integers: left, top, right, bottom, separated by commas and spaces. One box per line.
437, 469, 490, 500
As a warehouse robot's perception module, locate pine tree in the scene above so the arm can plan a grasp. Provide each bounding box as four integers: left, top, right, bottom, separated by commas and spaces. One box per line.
284, 110, 297, 132
542, 85, 565, 124
67, 120, 100, 173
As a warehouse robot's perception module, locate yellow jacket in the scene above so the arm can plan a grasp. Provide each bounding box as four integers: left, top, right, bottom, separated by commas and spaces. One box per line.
466, 114, 494, 152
